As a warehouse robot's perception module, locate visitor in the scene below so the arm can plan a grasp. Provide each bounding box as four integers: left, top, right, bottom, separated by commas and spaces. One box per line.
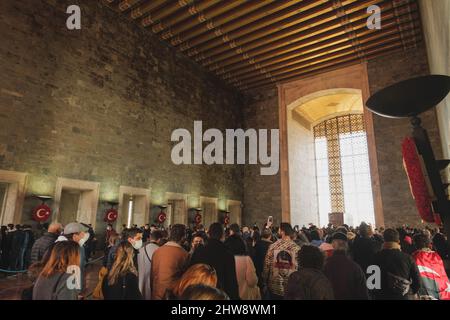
253, 228, 273, 290
351, 222, 379, 272
189, 231, 206, 258
285, 245, 334, 300
323, 232, 369, 300
372, 228, 421, 300
31, 222, 62, 264
142, 224, 150, 243
102, 242, 142, 300
151, 224, 189, 300
180, 284, 229, 300
171, 263, 218, 299
190, 222, 240, 300
262, 222, 300, 300
226, 233, 260, 300
412, 233, 450, 300
138, 229, 164, 300
55, 222, 90, 291
32, 241, 81, 300
106, 227, 143, 270
310, 229, 324, 247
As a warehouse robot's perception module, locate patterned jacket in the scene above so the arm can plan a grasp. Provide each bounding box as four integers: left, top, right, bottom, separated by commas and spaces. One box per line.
262, 238, 300, 296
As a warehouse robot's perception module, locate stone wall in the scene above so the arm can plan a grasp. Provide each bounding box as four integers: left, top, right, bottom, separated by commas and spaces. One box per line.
367, 45, 443, 227
0, 0, 244, 230
242, 88, 281, 227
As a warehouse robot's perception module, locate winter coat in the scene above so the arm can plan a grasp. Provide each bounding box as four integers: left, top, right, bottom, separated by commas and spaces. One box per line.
285, 268, 334, 300
234, 255, 261, 300
190, 238, 240, 300
372, 243, 421, 300
323, 250, 369, 300
30, 232, 58, 264
137, 242, 159, 300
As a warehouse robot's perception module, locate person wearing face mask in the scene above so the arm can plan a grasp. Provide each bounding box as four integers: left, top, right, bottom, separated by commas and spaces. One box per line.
106, 227, 143, 271
54, 222, 90, 294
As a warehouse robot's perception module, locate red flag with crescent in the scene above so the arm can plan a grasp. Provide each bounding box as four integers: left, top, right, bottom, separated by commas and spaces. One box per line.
32, 204, 51, 222
157, 212, 167, 223
104, 208, 118, 222
194, 213, 202, 225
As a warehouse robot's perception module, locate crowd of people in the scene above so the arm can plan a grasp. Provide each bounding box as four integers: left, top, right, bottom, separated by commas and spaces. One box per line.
2, 219, 450, 300
0, 222, 97, 275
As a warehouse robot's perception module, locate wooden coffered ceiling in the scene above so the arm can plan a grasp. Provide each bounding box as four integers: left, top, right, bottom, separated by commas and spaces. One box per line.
101, 0, 422, 91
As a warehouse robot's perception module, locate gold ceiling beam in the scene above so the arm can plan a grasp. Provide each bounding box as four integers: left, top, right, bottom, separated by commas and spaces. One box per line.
196, 0, 379, 65
147, 0, 221, 31
242, 36, 419, 90
201, 0, 410, 72
185, 0, 327, 55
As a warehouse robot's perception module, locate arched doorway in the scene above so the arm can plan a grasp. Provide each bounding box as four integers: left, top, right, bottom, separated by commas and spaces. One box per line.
278, 64, 384, 227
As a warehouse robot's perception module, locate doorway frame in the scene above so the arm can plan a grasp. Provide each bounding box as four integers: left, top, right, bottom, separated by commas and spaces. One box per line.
165, 192, 188, 225
278, 63, 384, 227
54, 177, 100, 229
227, 199, 242, 225
118, 186, 151, 229
0, 169, 27, 225
200, 196, 218, 228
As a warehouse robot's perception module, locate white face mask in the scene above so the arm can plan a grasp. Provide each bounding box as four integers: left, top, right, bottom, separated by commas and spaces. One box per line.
78, 232, 90, 247
132, 239, 143, 250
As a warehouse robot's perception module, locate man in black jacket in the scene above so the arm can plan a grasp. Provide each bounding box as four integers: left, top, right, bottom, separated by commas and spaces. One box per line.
372, 228, 421, 300
30, 223, 62, 264
324, 232, 369, 300
190, 222, 240, 300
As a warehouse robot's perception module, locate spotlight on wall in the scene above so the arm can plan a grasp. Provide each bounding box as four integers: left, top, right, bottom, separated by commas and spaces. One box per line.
33, 195, 53, 203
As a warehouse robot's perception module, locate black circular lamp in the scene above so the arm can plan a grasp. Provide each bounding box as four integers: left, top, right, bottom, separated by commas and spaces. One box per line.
366, 75, 450, 118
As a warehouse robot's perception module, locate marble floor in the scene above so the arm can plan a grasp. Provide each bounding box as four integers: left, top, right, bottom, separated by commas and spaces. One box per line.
0, 257, 103, 300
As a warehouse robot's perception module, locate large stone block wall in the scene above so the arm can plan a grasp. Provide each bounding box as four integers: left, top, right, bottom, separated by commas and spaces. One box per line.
367, 45, 443, 227
242, 88, 281, 227
0, 0, 244, 229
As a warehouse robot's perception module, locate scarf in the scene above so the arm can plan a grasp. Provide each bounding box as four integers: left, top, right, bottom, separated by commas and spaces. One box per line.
383, 241, 401, 250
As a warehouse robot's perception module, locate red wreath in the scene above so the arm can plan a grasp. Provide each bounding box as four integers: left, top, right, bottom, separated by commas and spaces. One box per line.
157, 211, 167, 224
194, 213, 202, 225
104, 209, 118, 222
32, 204, 51, 222
402, 137, 439, 224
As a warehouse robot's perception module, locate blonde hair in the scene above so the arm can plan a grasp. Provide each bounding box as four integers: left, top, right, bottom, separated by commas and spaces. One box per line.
173, 263, 217, 297
40, 241, 80, 277
108, 242, 137, 285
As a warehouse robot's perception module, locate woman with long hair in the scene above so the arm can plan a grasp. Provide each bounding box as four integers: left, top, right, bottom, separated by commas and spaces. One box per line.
102, 241, 142, 300
32, 241, 81, 300
171, 263, 217, 299
225, 235, 261, 300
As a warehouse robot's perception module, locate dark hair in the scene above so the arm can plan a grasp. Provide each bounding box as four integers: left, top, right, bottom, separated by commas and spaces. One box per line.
208, 223, 224, 240
383, 228, 400, 243
122, 227, 142, 240
180, 284, 229, 300
414, 233, 431, 250
170, 224, 186, 243
280, 222, 294, 237
150, 230, 164, 241
298, 245, 324, 270
191, 231, 207, 242
261, 228, 272, 239
229, 223, 240, 234
225, 235, 247, 256
310, 229, 321, 241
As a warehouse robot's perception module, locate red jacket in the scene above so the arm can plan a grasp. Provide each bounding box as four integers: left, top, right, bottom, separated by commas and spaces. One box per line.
412, 249, 450, 300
